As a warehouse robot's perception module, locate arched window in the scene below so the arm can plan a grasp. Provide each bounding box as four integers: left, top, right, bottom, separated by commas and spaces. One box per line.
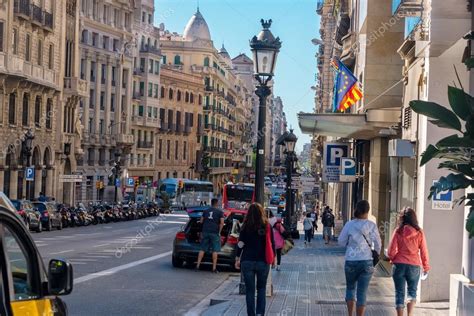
174, 55, 181, 65
160, 86, 165, 98
190, 93, 194, 103
198, 94, 202, 105
34, 96, 41, 127
22, 93, 29, 126
168, 88, 173, 100
177, 90, 181, 101
185, 92, 189, 103
8, 93, 16, 125
203, 57, 210, 67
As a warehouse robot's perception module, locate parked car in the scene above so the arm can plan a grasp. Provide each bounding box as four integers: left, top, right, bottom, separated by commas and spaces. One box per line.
264, 176, 272, 186
172, 206, 245, 269
11, 199, 42, 233
0, 191, 73, 315
32, 202, 63, 231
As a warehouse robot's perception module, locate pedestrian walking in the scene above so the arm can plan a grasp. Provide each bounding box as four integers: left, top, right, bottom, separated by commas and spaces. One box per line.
268, 211, 285, 271
303, 213, 313, 244
338, 200, 381, 316
322, 207, 335, 244
235, 203, 275, 316
312, 207, 319, 233
196, 198, 224, 273
388, 207, 430, 316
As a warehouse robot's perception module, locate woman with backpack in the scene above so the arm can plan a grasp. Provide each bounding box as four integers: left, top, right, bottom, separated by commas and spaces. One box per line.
268, 210, 285, 271
338, 200, 381, 316
235, 203, 275, 316
303, 212, 313, 245
388, 207, 430, 316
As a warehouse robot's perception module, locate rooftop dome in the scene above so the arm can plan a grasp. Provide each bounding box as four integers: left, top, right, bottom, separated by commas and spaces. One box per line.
219, 44, 230, 59
183, 8, 211, 41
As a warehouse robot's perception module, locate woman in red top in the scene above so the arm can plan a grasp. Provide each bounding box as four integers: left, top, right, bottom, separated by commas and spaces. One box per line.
388, 207, 430, 316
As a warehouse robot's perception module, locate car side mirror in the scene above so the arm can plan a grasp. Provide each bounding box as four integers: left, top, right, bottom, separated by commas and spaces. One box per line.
48, 259, 73, 295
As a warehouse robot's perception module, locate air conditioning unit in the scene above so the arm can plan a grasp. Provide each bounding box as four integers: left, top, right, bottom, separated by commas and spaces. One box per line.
388, 139, 415, 158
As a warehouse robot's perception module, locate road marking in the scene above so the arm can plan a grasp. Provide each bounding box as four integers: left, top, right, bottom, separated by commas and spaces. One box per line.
49, 249, 75, 255
93, 243, 110, 248
128, 246, 152, 249
162, 214, 189, 218
83, 255, 110, 258
68, 258, 97, 262
157, 221, 188, 225
69, 262, 87, 265
36, 244, 48, 247
74, 250, 172, 284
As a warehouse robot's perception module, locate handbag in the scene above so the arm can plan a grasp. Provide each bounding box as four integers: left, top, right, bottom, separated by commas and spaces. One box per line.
281, 239, 294, 255
362, 233, 380, 266
265, 224, 275, 265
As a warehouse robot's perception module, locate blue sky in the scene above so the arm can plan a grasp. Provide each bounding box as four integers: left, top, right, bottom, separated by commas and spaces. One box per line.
154, 0, 320, 152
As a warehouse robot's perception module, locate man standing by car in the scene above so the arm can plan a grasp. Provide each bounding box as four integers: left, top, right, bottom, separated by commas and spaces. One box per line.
196, 198, 224, 273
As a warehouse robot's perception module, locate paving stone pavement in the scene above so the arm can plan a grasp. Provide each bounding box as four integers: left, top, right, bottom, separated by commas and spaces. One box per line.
202, 230, 449, 316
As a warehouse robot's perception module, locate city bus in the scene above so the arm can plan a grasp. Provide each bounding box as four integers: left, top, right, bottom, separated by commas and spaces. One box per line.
222, 183, 271, 212
158, 178, 214, 210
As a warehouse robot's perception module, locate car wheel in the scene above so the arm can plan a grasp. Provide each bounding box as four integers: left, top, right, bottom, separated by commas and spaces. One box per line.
36, 221, 42, 233
46, 220, 52, 231
172, 255, 183, 268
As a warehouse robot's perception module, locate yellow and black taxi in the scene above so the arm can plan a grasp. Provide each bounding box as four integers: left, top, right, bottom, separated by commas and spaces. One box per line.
0, 192, 73, 315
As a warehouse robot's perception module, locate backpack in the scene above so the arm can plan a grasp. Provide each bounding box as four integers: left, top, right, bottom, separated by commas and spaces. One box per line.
323, 212, 334, 227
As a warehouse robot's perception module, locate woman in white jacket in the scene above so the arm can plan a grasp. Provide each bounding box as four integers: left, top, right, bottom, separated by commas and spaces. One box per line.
338, 200, 381, 316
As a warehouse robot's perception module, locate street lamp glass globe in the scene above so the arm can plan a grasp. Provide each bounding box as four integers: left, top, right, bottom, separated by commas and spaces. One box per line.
252, 49, 278, 77
285, 130, 297, 153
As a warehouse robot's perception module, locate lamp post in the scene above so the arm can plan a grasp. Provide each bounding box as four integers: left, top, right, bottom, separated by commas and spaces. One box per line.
113, 151, 122, 204
282, 130, 297, 232
23, 129, 35, 200
250, 19, 281, 205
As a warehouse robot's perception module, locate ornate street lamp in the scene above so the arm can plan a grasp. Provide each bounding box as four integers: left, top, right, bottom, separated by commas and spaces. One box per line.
250, 19, 282, 205
281, 130, 297, 233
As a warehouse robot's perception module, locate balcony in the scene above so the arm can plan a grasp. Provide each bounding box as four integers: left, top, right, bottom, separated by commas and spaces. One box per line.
184, 125, 192, 134
205, 85, 214, 92
137, 141, 153, 149
14, 0, 31, 20
133, 68, 144, 76
31, 4, 43, 25
140, 44, 161, 56
159, 121, 168, 132
167, 123, 175, 133
64, 77, 89, 98
116, 134, 135, 146
132, 91, 142, 100
392, 0, 423, 17
43, 11, 53, 30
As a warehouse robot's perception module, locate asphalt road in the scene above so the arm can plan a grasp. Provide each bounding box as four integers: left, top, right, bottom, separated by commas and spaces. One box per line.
31, 213, 229, 316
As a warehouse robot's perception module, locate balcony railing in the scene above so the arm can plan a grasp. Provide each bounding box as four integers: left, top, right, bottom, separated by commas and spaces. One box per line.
159, 121, 168, 132
167, 123, 175, 133
140, 44, 161, 56
392, 0, 423, 17
14, 0, 31, 18
43, 11, 53, 30
184, 126, 191, 134
205, 85, 214, 92
137, 141, 153, 149
31, 4, 43, 25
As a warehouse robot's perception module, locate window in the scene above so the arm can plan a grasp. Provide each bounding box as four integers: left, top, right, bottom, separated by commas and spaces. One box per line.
183, 141, 187, 160
162, 55, 167, 64
154, 61, 160, 74
153, 107, 158, 118
111, 94, 115, 112
114, 9, 119, 26
103, 36, 109, 50
125, 13, 131, 28
190, 93, 194, 103
174, 55, 181, 65
22, 93, 29, 126
45, 99, 52, 129
89, 118, 93, 133
111, 67, 116, 86
140, 58, 145, 72
154, 84, 159, 98
48, 44, 54, 69
100, 92, 105, 110
113, 39, 119, 51
81, 30, 88, 43
90, 61, 96, 81
36, 40, 43, 65
204, 57, 210, 67
4, 225, 40, 301
198, 94, 202, 105
12, 28, 18, 54
25, 34, 31, 61
139, 81, 145, 96
99, 119, 104, 134
160, 86, 165, 98
169, 89, 173, 100
175, 140, 178, 160
34, 96, 41, 127
177, 90, 181, 102
185, 92, 189, 103
148, 14, 152, 24
89, 89, 95, 108
147, 107, 152, 118
149, 59, 153, 73
142, 11, 146, 22
103, 5, 109, 23
148, 83, 153, 97
8, 93, 16, 125
101, 64, 106, 83
0, 21, 4, 52
158, 139, 162, 159
166, 140, 170, 160
138, 105, 144, 116
92, 33, 98, 47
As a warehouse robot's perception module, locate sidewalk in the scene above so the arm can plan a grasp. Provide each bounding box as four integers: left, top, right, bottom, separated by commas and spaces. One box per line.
199, 229, 449, 316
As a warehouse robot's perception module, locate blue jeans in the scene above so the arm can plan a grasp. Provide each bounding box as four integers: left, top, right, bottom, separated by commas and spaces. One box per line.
392, 263, 421, 308
241, 261, 270, 316
304, 229, 313, 242
344, 260, 374, 307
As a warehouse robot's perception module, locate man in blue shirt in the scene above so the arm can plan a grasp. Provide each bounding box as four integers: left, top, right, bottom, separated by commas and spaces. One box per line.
196, 198, 224, 273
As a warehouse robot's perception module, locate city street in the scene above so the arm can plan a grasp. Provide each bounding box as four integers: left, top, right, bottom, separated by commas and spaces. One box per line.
31, 213, 227, 316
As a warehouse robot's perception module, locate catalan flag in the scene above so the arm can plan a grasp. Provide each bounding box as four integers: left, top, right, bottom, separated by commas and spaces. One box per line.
332, 59, 363, 112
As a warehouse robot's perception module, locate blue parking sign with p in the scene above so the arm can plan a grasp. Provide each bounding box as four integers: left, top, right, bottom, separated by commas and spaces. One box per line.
126, 178, 134, 187
326, 144, 349, 166
25, 167, 35, 181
